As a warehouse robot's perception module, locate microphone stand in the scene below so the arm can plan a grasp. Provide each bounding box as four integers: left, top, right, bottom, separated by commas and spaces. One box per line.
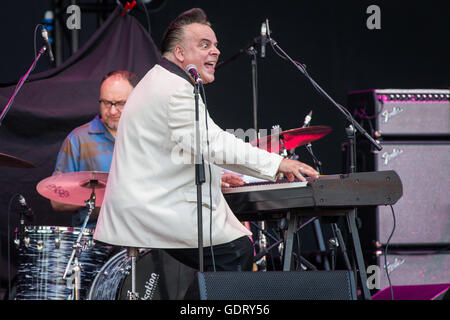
215, 37, 260, 71
215, 36, 263, 142
267, 38, 382, 152
0, 45, 48, 127
194, 81, 206, 272
248, 47, 259, 141
247, 43, 271, 271
267, 35, 377, 299
216, 35, 268, 271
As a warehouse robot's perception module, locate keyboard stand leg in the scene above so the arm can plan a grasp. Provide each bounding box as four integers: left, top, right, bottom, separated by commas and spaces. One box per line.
346, 209, 371, 300
283, 211, 297, 271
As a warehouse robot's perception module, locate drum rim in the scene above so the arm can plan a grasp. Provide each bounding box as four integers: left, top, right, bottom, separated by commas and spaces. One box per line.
23, 225, 94, 235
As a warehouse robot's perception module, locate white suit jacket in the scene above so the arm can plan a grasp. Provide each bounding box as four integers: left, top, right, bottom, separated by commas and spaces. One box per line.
94, 59, 283, 248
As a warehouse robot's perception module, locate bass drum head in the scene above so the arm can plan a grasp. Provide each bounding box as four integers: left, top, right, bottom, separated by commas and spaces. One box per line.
88, 248, 196, 300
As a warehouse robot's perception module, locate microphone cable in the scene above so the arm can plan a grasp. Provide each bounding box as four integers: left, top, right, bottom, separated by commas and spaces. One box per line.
7, 193, 22, 299
199, 82, 216, 272
384, 205, 396, 300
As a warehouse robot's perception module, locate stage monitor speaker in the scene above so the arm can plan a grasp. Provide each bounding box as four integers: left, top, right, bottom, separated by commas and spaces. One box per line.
348, 89, 450, 137
196, 271, 357, 300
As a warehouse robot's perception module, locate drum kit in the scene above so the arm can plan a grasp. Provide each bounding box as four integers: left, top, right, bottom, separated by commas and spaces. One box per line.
3, 124, 331, 300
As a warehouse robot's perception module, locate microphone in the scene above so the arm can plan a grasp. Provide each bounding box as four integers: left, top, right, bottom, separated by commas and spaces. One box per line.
18, 195, 34, 219
185, 64, 202, 84
302, 110, 313, 128
260, 21, 267, 58
41, 26, 55, 63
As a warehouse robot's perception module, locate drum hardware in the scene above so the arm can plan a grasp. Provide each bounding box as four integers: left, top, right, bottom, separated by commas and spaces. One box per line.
32, 171, 110, 300
250, 221, 281, 269
62, 177, 99, 300
305, 142, 322, 172
87, 249, 197, 300
55, 229, 61, 249
14, 195, 34, 249
255, 221, 268, 271
126, 247, 140, 300
330, 222, 352, 271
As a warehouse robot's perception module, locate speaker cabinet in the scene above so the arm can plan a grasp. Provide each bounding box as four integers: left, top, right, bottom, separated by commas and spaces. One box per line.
348, 89, 450, 137
196, 271, 356, 300
346, 88, 450, 290
375, 141, 450, 245
378, 253, 450, 290
350, 140, 450, 270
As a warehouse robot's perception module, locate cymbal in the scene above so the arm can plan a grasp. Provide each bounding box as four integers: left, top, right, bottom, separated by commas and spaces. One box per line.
250, 126, 332, 153
0, 152, 36, 168
36, 171, 108, 207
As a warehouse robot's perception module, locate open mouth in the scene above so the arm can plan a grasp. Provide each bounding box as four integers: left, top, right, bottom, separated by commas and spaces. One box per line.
204, 62, 216, 71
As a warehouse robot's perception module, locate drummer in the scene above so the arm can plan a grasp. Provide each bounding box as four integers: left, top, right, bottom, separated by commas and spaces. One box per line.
50, 70, 138, 226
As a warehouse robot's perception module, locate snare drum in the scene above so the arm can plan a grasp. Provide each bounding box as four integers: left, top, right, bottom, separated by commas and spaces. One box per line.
87, 248, 196, 300
14, 226, 114, 300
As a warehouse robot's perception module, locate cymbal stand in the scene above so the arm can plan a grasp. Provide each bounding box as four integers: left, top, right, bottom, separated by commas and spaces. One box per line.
298, 139, 330, 270
126, 247, 139, 300
62, 182, 97, 300
305, 143, 322, 173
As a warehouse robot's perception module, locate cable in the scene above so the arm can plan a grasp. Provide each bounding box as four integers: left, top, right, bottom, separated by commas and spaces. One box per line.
138, 0, 151, 35
7, 193, 21, 299
384, 205, 396, 300
200, 82, 216, 272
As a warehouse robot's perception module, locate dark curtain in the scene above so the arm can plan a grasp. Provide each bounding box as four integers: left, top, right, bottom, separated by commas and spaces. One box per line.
0, 6, 161, 281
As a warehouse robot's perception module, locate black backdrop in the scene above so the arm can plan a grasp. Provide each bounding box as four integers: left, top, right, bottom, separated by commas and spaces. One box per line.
0, 0, 449, 294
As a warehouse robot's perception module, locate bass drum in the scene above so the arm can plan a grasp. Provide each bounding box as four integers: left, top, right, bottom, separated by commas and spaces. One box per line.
87, 248, 196, 300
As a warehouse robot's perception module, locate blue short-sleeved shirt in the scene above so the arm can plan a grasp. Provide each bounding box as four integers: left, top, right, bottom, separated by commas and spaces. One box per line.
53, 114, 115, 226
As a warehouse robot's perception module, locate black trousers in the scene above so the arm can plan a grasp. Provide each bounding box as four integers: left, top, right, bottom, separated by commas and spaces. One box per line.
164, 236, 254, 272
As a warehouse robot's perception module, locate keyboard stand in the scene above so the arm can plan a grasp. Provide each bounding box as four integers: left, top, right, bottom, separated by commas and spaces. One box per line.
282, 208, 371, 300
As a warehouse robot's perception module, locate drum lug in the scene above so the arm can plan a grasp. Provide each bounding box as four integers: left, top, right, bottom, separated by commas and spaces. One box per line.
55, 237, 61, 249
121, 266, 130, 275
55, 228, 61, 249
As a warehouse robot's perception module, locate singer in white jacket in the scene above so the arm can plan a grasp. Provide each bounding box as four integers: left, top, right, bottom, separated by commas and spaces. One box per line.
94, 8, 318, 272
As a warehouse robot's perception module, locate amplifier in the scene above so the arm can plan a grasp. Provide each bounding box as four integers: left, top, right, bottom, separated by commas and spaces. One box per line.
342, 140, 450, 269
375, 141, 450, 245
378, 253, 450, 290
348, 89, 450, 137
352, 140, 450, 246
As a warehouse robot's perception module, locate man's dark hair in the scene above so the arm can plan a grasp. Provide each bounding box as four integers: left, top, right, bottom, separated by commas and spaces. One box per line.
101, 70, 139, 88
161, 8, 210, 55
